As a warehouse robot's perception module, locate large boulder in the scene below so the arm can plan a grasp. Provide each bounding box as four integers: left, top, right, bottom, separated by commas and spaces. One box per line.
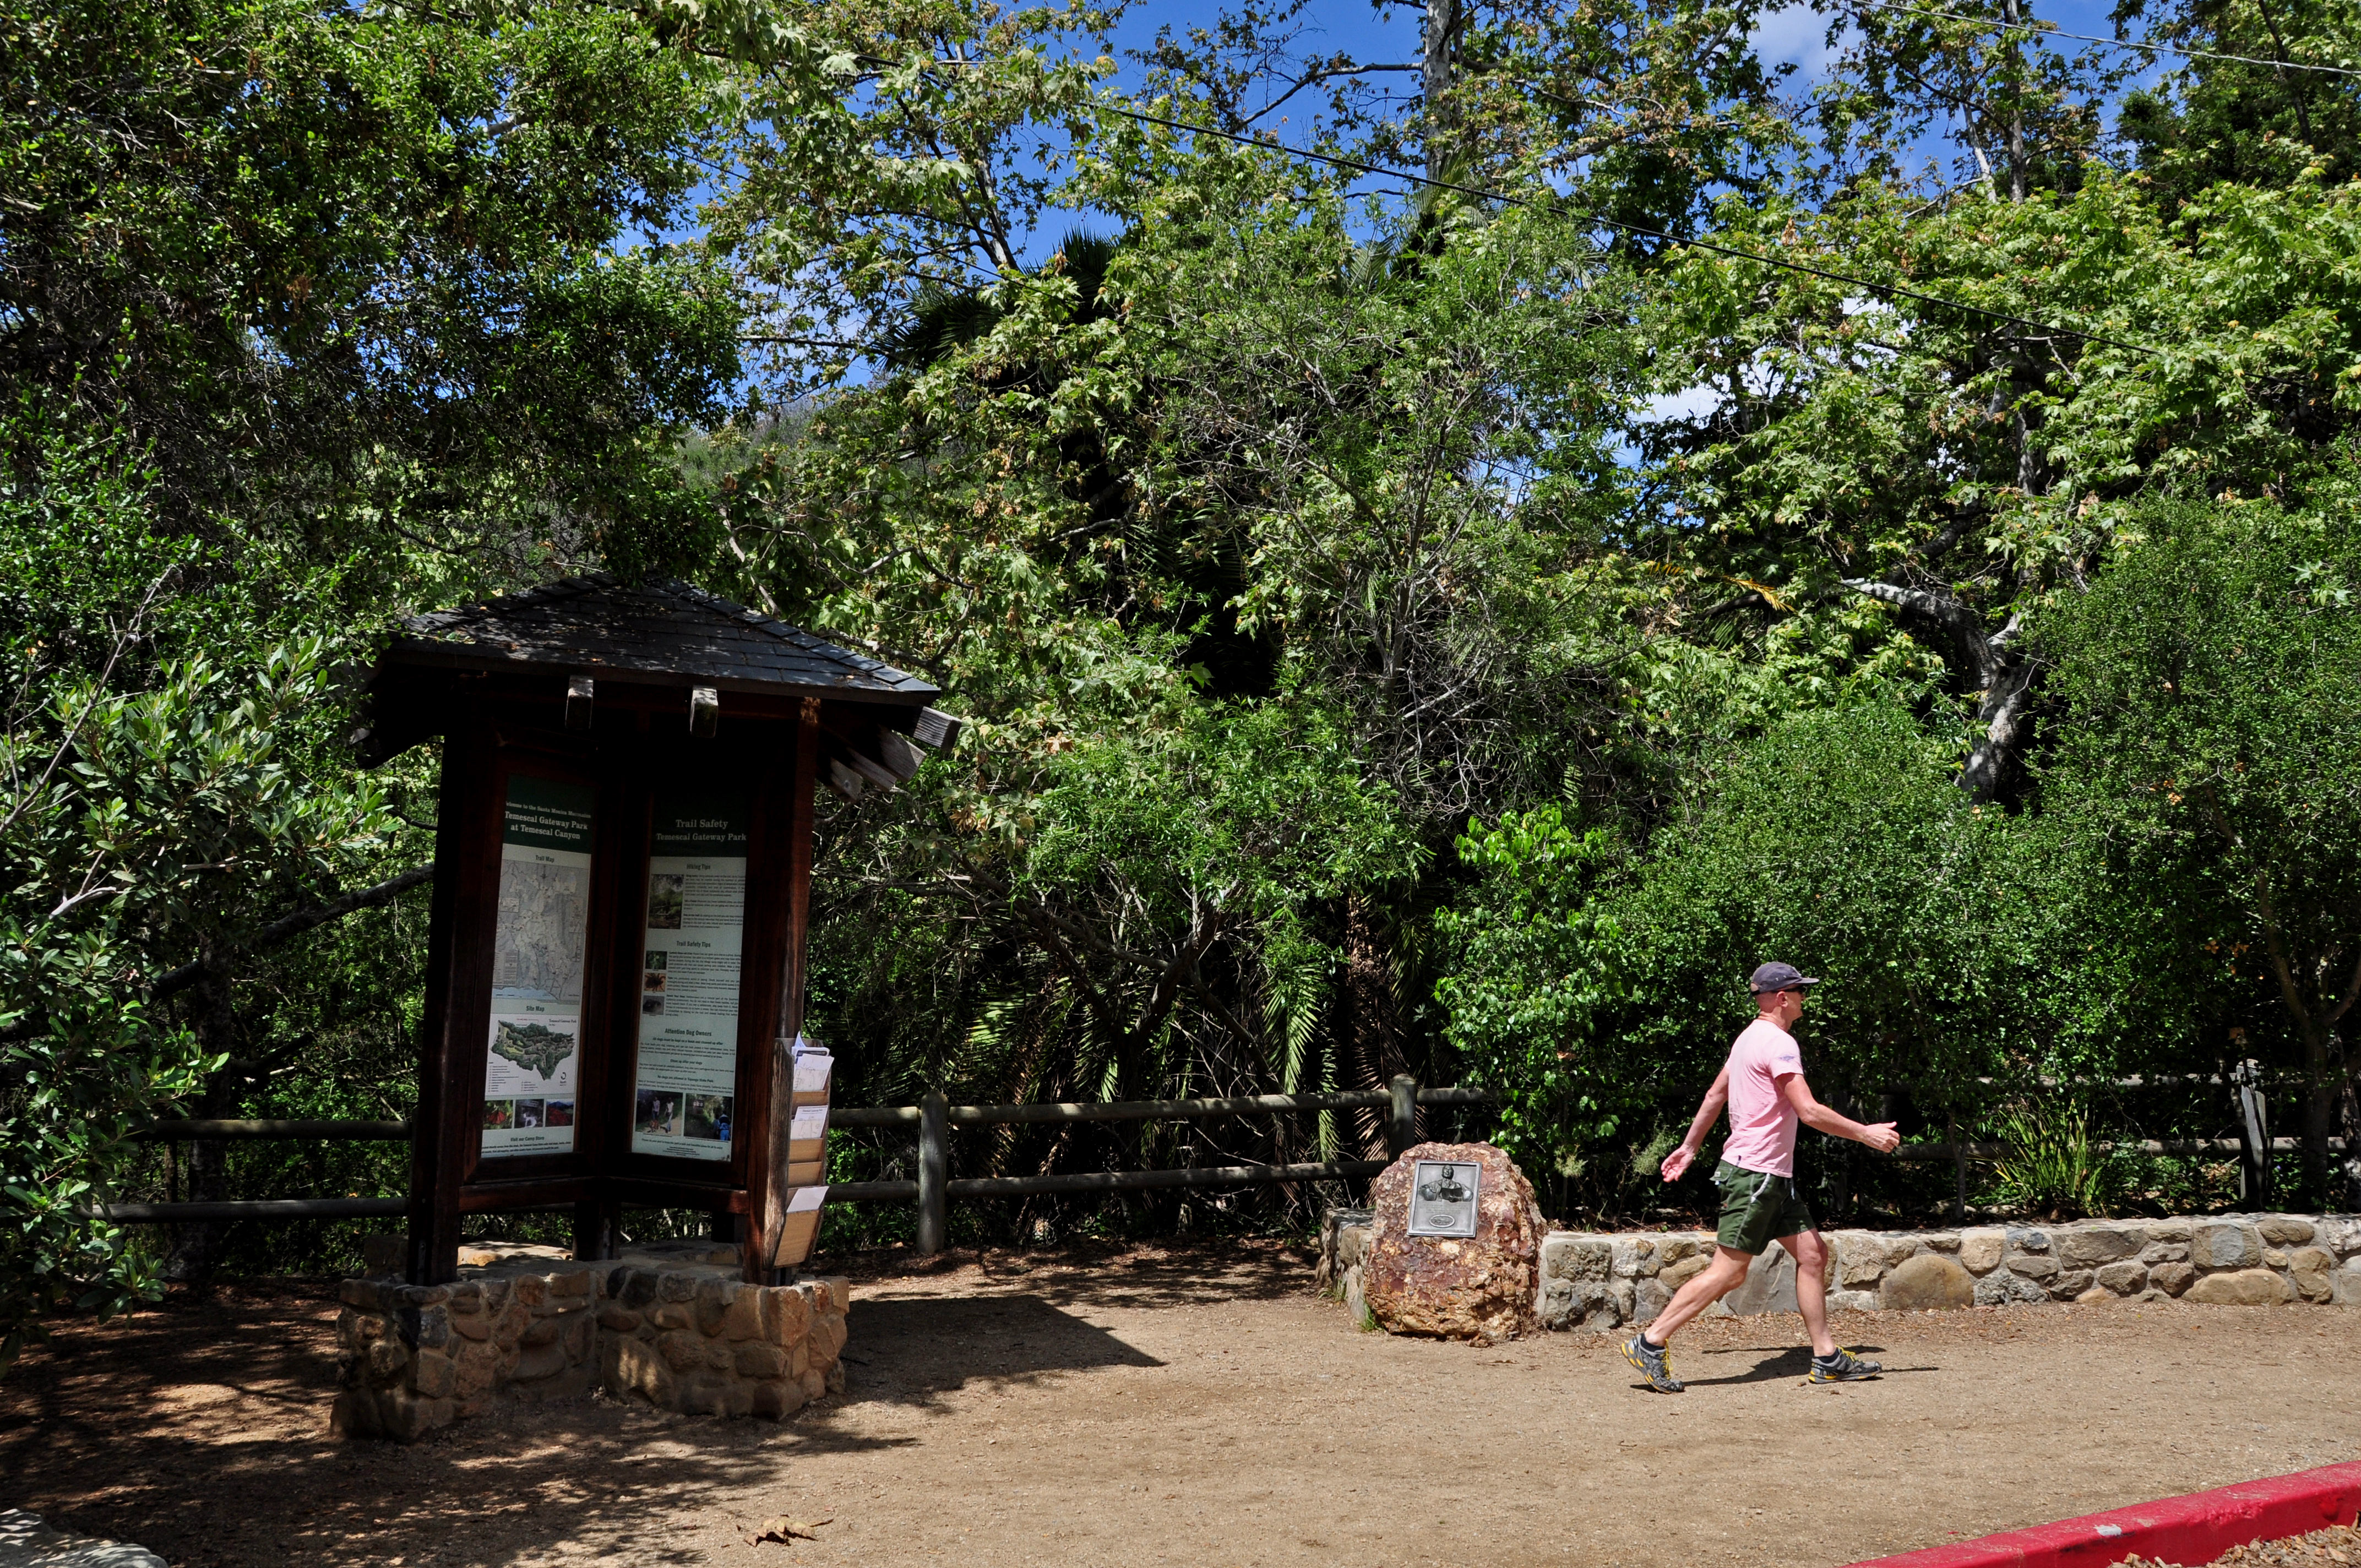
1881, 1253, 1976, 1311
2194, 1222, 2262, 1271
2184, 1268, 2294, 1306
1721, 1245, 1806, 1316
1362, 1142, 1543, 1342
2055, 1226, 2142, 1268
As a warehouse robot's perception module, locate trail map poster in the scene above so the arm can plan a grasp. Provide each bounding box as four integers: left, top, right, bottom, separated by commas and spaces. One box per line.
483, 775, 594, 1157
631, 790, 748, 1162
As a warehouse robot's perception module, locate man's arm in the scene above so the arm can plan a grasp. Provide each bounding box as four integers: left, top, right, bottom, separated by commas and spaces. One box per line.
1779, 1074, 1901, 1152
1658, 1066, 1731, 1183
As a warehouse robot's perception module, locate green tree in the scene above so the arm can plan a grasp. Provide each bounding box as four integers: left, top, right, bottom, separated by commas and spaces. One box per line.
1636, 165, 2361, 800
0, 0, 753, 1330
2, 0, 741, 575
0, 419, 398, 1355
1442, 705, 2040, 1218
2039, 495, 2361, 1204
2119, 0, 2361, 198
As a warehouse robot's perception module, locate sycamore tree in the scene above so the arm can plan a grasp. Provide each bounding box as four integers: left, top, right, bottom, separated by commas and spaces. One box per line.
1634, 166, 2361, 802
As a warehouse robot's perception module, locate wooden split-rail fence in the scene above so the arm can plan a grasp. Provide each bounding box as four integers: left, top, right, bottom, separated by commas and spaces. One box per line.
99, 1077, 1495, 1256
97, 1082, 2336, 1248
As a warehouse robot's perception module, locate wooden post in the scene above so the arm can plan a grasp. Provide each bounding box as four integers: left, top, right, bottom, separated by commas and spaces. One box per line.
1386, 1074, 1417, 1162
407, 723, 484, 1286
572, 1197, 606, 1263
917, 1089, 949, 1256
752, 698, 822, 1285
1950, 1113, 1967, 1225
784, 698, 819, 1041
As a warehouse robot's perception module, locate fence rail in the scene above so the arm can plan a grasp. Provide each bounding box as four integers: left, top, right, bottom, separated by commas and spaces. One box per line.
1886, 1137, 2344, 1161
96, 1197, 410, 1223
105, 1095, 2335, 1240
96, 1077, 1490, 1250
136, 1119, 410, 1142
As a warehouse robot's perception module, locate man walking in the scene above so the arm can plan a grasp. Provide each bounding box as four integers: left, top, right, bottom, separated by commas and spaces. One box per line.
1622, 962, 1902, 1392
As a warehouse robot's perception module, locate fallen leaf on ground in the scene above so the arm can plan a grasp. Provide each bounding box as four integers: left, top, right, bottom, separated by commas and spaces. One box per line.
748, 1516, 834, 1544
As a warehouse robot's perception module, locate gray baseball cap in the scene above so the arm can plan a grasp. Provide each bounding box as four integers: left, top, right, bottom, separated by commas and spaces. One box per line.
1749, 961, 1820, 993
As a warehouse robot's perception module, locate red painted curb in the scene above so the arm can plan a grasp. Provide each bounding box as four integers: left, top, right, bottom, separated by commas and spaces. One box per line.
1845, 1461, 2361, 1568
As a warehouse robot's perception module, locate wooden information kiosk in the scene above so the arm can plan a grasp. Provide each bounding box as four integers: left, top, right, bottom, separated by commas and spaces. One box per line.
357, 574, 952, 1287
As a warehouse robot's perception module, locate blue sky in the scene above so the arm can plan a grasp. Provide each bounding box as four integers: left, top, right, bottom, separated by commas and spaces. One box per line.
1095, 0, 2175, 190
702, 1, 2186, 387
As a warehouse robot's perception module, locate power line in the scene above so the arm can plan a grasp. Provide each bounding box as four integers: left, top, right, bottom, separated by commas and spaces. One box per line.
1847, 0, 2361, 79
1101, 105, 2162, 358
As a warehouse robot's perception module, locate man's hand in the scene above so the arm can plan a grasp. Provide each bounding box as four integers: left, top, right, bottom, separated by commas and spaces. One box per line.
1661, 1145, 1699, 1183
1858, 1121, 1901, 1154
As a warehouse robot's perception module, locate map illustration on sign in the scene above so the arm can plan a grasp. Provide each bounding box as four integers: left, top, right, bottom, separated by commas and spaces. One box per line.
1406, 1159, 1481, 1238
492, 859, 590, 1002
491, 1019, 577, 1081
483, 775, 594, 1158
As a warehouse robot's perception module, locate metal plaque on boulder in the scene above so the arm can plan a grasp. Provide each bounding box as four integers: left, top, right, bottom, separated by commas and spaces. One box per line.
1406, 1159, 1481, 1237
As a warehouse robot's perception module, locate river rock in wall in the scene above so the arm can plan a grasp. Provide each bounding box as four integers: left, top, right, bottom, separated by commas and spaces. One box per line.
1361, 1142, 1544, 1343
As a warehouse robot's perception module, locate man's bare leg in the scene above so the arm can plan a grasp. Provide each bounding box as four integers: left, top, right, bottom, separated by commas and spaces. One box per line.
1781, 1229, 1838, 1357
1640, 1245, 1754, 1346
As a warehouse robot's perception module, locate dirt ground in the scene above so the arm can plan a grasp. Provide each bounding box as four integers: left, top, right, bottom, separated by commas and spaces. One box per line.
4, 1239, 2359, 1568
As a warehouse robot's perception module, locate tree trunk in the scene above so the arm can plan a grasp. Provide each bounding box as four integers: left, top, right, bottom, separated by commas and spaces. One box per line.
1959, 653, 2037, 801
1338, 896, 1413, 1157
2302, 1025, 2336, 1206
1840, 579, 2033, 799
164, 956, 238, 1287
2340, 1062, 2361, 1208
1422, 0, 1460, 184
1999, 0, 2030, 202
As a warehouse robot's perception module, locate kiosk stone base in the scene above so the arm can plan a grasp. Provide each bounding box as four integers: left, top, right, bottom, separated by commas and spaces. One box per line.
332, 1241, 848, 1442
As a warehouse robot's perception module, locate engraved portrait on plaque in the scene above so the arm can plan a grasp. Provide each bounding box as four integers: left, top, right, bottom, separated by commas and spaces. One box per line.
1405, 1159, 1481, 1238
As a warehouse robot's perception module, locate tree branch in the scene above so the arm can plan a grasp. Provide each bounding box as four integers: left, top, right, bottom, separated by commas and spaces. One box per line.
149, 863, 437, 1002
1842, 576, 1999, 682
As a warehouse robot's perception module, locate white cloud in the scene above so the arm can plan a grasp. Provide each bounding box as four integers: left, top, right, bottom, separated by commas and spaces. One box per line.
1751, 3, 1854, 79
1635, 383, 1730, 424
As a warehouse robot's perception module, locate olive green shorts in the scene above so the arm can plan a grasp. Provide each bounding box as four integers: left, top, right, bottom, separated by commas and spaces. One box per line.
1713, 1159, 1815, 1255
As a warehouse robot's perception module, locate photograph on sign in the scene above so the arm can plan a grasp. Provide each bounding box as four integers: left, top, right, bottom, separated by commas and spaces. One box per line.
1405, 1159, 1481, 1238
482, 775, 594, 1157
630, 790, 748, 1161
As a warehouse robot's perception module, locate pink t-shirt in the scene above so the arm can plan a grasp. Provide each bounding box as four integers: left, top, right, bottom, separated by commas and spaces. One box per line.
1721, 1017, 1804, 1175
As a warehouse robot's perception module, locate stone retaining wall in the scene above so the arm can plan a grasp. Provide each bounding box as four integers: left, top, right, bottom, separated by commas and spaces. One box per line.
332, 1241, 847, 1441
1320, 1211, 2361, 1335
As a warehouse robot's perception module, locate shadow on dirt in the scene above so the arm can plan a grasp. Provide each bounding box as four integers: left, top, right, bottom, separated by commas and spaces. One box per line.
0, 1238, 1317, 1566
1674, 1342, 1946, 1389
825, 1237, 1320, 1313
0, 1282, 821, 1568
822, 1293, 1163, 1414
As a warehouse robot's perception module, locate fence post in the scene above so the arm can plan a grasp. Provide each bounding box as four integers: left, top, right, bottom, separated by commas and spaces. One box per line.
917, 1090, 949, 1256
1386, 1074, 1418, 1162
1949, 1114, 1967, 1226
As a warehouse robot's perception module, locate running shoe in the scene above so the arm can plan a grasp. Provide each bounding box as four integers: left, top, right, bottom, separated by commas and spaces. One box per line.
1622, 1332, 1684, 1393
1806, 1347, 1883, 1383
